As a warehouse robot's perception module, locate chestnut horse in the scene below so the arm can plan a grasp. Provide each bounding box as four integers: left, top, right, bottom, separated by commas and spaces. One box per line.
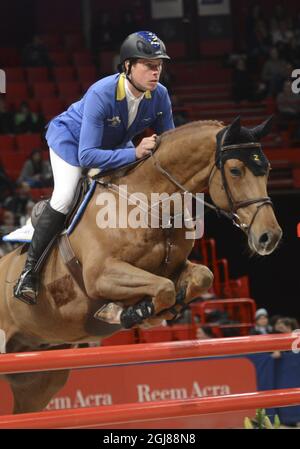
0, 117, 282, 413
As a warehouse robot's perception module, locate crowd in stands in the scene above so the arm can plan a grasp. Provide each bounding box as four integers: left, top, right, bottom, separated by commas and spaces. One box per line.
229, 3, 300, 136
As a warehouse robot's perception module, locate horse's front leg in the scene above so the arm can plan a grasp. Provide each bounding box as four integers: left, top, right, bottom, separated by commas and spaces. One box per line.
84, 258, 176, 329
176, 260, 214, 303
144, 261, 214, 325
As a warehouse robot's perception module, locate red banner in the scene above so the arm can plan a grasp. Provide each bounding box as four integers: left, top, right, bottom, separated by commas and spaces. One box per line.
0, 357, 257, 428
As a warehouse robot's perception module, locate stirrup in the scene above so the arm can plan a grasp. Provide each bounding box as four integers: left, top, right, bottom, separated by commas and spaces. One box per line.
14, 271, 38, 306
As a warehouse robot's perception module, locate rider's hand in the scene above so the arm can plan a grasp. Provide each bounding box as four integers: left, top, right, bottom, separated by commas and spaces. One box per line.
135, 134, 157, 159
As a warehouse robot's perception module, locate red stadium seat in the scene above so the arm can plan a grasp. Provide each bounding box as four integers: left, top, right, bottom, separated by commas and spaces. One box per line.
32, 82, 57, 98
101, 330, 136, 346
57, 81, 81, 99
0, 48, 21, 67
98, 51, 116, 74
76, 65, 97, 83
40, 98, 64, 117
2, 153, 26, 180
53, 66, 75, 82
15, 133, 43, 154
49, 51, 70, 66
0, 135, 16, 152
4, 68, 25, 82
73, 51, 93, 66
64, 33, 85, 51
40, 34, 63, 50
5, 83, 29, 102
81, 81, 93, 94
30, 187, 53, 201
26, 67, 49, 83
138, 326, 173, 343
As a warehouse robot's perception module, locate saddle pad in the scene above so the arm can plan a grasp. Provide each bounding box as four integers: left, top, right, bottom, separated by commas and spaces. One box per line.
2, 181, 97, 243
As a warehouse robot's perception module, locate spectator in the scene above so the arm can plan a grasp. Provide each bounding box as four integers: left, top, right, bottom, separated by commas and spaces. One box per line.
3, 182, 33, 225
250, 308, 273, 335
196, 326, 216, 339
20, 200, 36, 227
232, 56, 253, 103
261, 47, 289, 96
22, 35, 51, 67
0, 209, 17, 237
0, 98, 13, 134
276, 80, 300, 137
0, 160, 15, 204
274, 317, 299, 333
18, 149, 53, 188
271, 20, 293, 46
13, 101, 44, 134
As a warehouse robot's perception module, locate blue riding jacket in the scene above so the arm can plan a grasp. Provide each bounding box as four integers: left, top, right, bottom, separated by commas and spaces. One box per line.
45, 73, 174, 171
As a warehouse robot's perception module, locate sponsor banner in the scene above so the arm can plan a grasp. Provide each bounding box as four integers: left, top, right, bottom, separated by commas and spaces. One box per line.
0, 357, 256, 428
151, 0, 184, 19
198, 0, 231, 16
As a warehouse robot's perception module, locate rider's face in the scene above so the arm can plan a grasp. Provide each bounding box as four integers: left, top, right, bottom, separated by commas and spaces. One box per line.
129, 59, 163, 92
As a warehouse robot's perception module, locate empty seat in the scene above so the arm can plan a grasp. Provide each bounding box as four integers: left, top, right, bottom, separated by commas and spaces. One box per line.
0, 48, 21, 67
98, 51, 116, 74
53, 66, 75, 82
2, 153, 26, 180
40, 34, 63, 50
57, 81, 81, 99
64, 33, 85, 51
138, 327, 173, 343
81, 81, 93, 94
76, 65, 97, 82
15, 133, 43, 154
101, 330, 136, 346
4, 68, 25, 82
49, 51, 70, 66
5, 83, 29, 101
0, 135, 15, 152
40, 98, 64, 117
30, 187, 53, 201
32, 82, 57, 98
73, 51, 93, 66
26, 67, 49, 83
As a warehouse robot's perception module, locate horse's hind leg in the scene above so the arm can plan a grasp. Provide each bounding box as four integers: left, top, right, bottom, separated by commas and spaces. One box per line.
6, 369, 70, 414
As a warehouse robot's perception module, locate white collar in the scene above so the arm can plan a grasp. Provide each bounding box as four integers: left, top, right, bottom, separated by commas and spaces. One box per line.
125, 78, 145, 102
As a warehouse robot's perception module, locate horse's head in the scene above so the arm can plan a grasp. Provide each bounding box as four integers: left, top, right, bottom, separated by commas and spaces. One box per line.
209, 116, 282, 255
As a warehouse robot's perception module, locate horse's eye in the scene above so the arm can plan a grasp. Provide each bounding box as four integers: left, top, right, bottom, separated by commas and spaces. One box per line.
230, 167, 242, 177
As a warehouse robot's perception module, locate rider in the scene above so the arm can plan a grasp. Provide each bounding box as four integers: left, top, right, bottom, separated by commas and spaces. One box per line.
14, 31, 174, 305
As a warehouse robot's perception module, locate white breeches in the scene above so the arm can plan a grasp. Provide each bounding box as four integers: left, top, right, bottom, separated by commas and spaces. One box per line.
49, 148, 82, 215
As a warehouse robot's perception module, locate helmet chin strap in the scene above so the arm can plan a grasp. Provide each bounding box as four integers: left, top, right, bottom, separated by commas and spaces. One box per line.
125, 61, 147, 94
125, 74, 147, 94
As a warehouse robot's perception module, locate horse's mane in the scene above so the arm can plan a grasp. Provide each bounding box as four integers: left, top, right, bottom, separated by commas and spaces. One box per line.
160, 120, 224, 141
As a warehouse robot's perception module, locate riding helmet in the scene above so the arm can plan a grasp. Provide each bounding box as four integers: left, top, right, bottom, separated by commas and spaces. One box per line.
119, 31, 170, 67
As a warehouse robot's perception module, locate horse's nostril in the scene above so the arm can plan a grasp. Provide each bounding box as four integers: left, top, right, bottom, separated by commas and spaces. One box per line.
259, 232, 270, 245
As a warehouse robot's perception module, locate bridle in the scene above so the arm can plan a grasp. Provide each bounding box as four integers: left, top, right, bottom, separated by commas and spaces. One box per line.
151, 131, 273, 236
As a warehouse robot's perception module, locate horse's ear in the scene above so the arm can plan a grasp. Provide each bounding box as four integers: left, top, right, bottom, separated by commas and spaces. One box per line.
225, 116, 241, 142
250, 116, 274, 140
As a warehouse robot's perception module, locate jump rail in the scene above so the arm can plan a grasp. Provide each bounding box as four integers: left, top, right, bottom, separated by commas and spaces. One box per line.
1, 388, 300, 428
0, 333, 296, 375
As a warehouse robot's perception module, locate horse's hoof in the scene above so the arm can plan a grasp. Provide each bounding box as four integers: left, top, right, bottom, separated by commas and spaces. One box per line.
120, 299, 154, 329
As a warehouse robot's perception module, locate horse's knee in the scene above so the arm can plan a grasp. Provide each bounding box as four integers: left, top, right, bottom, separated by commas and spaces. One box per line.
199, 266, 214, 290
155, 279, 176, 306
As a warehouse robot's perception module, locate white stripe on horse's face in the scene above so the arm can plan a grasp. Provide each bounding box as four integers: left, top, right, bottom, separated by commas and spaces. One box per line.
0, 329, 6, 353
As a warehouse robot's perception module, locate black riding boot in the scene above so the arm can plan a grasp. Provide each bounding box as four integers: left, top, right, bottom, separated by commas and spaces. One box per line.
14, 202, 66, 305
